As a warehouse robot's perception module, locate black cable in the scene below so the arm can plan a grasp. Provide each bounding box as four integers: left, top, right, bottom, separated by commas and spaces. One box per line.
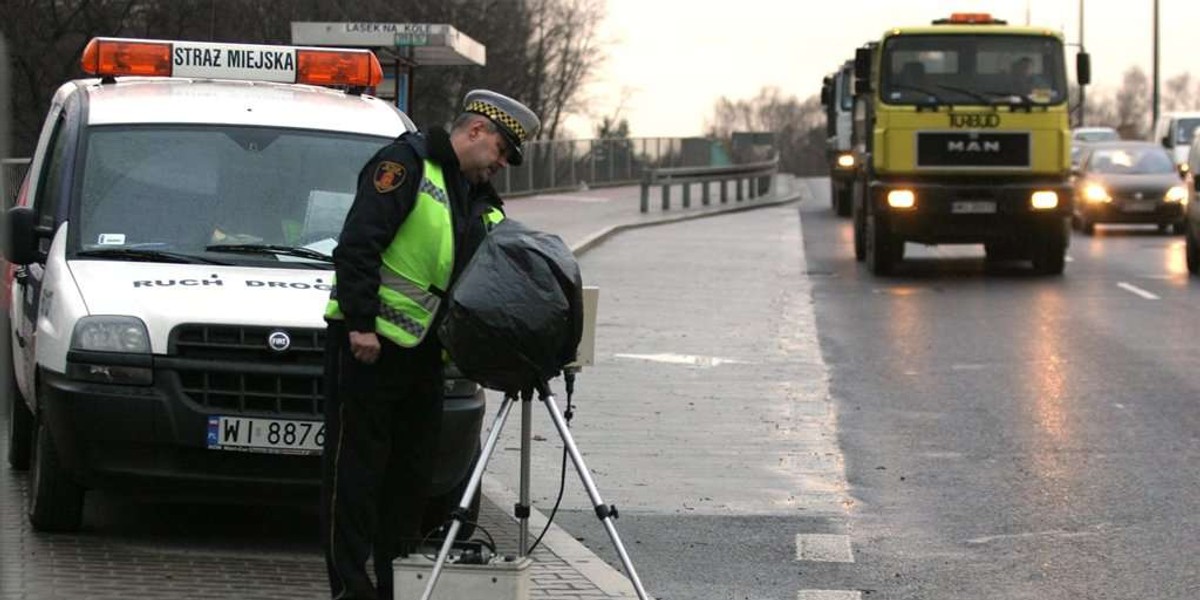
527, 371, 576, 555
419, 519, 498, 561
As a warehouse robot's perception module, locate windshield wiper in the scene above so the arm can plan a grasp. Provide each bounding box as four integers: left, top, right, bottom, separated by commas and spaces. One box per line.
889, 83, 948, 106
205, 243, 333, 263
76, 248, 228, 265
932, 84, 1001, 105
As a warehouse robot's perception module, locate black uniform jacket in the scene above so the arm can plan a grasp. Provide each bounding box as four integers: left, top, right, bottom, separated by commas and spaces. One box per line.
331, 126, 505, 334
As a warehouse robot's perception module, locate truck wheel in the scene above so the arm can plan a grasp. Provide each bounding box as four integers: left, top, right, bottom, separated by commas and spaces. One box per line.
1079, 214, 1094, 235
1032, 225, 1067, 276
1172, 220, 1187, 235
835, 183, 852, 218
852, 182, 866, 261
6, 371, 32, 471
1186, 228, 1199, 274
28, 416, 85, 532
829, 180, 838, 210
865, 214, 899, 275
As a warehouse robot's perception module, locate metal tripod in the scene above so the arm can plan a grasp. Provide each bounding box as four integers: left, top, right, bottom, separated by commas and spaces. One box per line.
419, 382, 650, 600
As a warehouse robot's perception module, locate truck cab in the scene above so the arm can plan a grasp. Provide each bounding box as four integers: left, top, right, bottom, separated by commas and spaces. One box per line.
851, 13, 1090, 275
821, 60, 856, 216
4, 38, 485, 533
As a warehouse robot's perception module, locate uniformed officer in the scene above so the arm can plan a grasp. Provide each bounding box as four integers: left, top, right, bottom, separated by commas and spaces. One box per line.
320, 90, 541, 600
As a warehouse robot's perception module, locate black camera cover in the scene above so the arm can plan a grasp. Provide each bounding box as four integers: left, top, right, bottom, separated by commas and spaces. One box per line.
437, 219, 583, 394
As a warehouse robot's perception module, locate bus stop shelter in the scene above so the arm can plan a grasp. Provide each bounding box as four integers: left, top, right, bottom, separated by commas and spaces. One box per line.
290, 22, 486, 114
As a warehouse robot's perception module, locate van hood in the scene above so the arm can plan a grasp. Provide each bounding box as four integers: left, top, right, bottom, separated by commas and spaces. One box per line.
67, 261, 332, 353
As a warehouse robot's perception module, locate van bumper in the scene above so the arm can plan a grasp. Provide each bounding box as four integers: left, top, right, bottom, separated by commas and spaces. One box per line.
38, 366, 484, 503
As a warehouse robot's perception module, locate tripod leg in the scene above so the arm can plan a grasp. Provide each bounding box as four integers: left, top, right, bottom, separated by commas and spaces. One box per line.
540, 393, 651, 600
420, 393, 517, 600
519, 393, 533, 555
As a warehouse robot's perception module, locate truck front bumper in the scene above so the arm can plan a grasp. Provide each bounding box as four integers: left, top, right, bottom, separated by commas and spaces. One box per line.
870, 178, 1072, 244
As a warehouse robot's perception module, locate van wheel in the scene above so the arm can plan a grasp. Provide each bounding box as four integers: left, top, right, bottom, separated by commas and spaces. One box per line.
28, 416, 85, 532
6, 372, 32, 471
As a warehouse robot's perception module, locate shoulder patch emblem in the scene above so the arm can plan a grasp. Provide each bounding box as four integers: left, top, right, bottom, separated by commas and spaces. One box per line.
373, 161, 406, 194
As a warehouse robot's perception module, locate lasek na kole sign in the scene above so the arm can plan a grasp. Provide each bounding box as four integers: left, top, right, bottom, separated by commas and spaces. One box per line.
171, 41, 297, 83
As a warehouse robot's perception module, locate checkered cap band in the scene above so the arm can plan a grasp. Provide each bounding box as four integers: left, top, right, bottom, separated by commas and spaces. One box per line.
466, 100, 527, 143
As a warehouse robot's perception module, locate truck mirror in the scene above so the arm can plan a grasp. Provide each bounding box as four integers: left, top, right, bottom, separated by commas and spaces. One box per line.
1076, 52, 1091, 86
1163, 135, 1172, 148
820, 83, 831, 107
854, 47, 872, 93
4, 206, 39, 265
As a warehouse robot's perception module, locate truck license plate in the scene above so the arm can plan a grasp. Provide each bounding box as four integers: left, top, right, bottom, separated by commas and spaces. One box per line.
207, 416, 324, 455
952, 201, 996, 214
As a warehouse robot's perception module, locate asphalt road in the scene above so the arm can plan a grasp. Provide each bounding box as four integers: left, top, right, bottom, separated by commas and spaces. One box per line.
793, 177, 1199, 599
559, 178, 1199, 600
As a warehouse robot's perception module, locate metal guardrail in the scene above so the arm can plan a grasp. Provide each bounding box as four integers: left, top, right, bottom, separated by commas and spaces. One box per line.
639, 157, 779, 213
2, 158, 30, 208
495, 137, 705, 196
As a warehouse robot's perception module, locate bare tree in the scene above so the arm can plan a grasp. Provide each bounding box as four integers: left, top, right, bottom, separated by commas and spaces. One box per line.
1114, 66, 1150, 139
704, 87, 826, 175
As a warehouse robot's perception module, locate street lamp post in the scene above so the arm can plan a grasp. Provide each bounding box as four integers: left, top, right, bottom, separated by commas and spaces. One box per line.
1078, 0, 1085, 126
1152, 0, 1160, 131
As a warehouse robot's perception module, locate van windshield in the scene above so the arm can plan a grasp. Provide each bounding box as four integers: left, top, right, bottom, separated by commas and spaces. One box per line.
74, 126, 389, 265
1174, 118, 1200, 145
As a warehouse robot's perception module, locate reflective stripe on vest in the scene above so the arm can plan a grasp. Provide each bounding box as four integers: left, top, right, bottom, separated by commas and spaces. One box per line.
324, 159, 453, 347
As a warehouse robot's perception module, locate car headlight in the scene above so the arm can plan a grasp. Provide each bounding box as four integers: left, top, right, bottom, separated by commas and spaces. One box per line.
68, 316, 153, 385
1082, 183, 1111, 203
1165, 185, 1187, 203
71, 316, 151, 352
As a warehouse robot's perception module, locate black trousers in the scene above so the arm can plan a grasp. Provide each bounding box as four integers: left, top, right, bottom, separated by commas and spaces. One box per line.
320, 321, 444, 600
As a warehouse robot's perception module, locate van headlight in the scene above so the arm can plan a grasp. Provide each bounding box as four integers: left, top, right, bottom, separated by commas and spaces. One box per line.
68, 316, 153, 384
71, 316, 150, 352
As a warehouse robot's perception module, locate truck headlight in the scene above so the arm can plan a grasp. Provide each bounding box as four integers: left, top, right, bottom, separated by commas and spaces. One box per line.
68, 317, 152, 385
1082, 183, 1111, 203
887, 189, 916, 209
836, 153, 855, 169
1031, 191, 1059, 210
1165, 185, 1187, 203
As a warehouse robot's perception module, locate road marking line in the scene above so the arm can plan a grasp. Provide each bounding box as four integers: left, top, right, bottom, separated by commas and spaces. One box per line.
613, 352, 747, 367
795, 534, 854, 562
1117, 282, 1159, 300
798, 591, 863, 600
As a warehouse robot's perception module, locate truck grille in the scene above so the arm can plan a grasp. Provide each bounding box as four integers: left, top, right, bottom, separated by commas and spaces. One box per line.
917, 132, 1031, 168
169, 324, 326, 417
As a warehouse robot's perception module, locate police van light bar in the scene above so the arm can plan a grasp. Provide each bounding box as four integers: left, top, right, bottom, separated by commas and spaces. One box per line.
80, 37, 384, 88
932, 13, 1007, 25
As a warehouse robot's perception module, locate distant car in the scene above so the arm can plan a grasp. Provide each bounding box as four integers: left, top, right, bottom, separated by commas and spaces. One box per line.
1071, 141, 1187, 235
1070, 126, 1120, 167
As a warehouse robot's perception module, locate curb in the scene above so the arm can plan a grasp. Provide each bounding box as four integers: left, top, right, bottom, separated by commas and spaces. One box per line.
477, 176, 810, 598
572, 177, 809, 256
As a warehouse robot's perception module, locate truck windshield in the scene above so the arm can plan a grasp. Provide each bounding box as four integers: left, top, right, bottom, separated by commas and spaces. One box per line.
838, 68, 854, 111
881, 34, 1067, 106
74, 125, 390, 262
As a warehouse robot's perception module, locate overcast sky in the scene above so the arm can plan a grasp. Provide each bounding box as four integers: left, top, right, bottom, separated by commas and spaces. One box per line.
575, 0, 1200, 138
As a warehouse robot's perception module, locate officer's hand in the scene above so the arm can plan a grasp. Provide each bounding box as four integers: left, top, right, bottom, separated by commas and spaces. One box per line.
348, 331, 381, 364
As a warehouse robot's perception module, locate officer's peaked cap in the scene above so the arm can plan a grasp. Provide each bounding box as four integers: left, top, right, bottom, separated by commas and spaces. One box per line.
463, 89, 540, 165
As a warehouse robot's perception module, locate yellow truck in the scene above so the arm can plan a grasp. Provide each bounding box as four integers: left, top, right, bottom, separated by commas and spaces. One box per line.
850, 13, 1090, 275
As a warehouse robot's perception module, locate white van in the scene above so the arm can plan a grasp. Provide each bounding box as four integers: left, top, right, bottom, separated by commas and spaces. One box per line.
3, 38, 485, 532
1152, 111, 1200, 167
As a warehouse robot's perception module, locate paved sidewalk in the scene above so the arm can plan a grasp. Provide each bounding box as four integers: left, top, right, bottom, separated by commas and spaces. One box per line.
466, 175, 807, 599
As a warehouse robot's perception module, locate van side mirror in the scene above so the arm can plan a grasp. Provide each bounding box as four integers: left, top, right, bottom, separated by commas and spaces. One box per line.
5, 206, 41, 266
1162, 135, 1172, 148
1076, 52, 1091, 86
